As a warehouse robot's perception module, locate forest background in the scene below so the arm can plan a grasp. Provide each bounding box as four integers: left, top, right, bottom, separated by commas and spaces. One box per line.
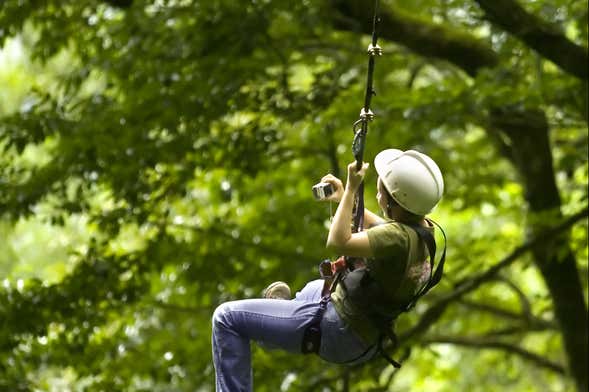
0, 0, 587, 391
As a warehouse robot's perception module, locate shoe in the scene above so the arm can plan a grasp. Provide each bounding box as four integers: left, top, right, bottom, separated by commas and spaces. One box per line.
263, 281, 291, 300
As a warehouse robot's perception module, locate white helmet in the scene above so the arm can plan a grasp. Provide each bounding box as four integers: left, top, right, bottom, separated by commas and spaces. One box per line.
374, 149, 444, 216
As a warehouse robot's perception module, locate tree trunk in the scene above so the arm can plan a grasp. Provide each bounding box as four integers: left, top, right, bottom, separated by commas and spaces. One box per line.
328, 0, 498, 76
489, 106, 588, 392
474, 0, 588, 80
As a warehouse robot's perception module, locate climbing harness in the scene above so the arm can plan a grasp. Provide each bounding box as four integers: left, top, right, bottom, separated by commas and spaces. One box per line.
339, 220, 447, 367
306, 219, 447, 368
300, 0, 448, 369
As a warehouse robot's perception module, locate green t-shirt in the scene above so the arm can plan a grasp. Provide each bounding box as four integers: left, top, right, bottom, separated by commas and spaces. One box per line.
330, 220, 433, 343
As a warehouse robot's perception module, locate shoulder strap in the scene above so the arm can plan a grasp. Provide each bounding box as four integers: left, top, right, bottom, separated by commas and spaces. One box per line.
404, 219, 447, 308
423, 219, 447, 292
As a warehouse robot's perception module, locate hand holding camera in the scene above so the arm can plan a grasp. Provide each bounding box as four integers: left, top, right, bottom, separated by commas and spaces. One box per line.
312, 174, 344, 201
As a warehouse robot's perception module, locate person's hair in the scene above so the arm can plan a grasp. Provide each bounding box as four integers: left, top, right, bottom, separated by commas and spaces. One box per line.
379, 180, 423, 223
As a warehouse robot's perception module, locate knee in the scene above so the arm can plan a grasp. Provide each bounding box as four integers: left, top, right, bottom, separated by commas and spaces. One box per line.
212, 302, 232, 329
294, 279, 324, 301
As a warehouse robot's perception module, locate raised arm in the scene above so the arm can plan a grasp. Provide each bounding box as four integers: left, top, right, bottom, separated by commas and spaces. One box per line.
319, 173, 385, 229
323, 162, 374, 258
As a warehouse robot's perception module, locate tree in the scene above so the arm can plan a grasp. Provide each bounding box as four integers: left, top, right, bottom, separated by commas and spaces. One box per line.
330, 1, 588, 390
0, 0, 587, 391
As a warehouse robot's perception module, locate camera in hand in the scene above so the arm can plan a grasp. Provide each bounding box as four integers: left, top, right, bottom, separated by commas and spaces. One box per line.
312, 182, 334, 200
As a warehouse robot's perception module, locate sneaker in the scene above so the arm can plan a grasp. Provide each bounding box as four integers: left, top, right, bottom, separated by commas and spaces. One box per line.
263, 281, 291, 300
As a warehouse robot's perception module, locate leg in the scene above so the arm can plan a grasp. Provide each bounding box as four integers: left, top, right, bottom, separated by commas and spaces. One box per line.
293, 279, 324, 302
212, 295, 322, 392
295, 280, 376, 364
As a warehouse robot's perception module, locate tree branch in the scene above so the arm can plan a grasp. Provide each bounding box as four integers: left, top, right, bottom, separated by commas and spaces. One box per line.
422, 335, 566, 374
457, 299, 557, 330
495, 275, 533, 320
329, 0, 498, 76
479, 325, 539, 338
474, 0, 588, 80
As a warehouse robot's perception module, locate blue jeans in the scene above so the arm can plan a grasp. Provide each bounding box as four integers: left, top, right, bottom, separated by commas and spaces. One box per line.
211, 279, 376, 391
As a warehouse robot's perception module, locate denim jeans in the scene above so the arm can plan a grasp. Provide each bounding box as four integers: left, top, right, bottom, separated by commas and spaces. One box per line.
211, 279, 376, 391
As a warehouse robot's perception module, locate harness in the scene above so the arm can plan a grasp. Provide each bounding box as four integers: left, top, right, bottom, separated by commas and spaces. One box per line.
338, 220, 447, 367
300, 0, 448, 368
303, 220, 447, 368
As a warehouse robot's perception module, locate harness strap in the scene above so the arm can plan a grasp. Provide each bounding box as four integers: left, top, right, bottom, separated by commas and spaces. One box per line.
300, 295, 380, 366
377, 331, 402, 368
403, 219, 447, 311
301, 295, 330, 354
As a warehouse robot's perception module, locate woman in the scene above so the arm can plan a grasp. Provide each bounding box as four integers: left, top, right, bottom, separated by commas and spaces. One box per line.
212, 149, 444, 391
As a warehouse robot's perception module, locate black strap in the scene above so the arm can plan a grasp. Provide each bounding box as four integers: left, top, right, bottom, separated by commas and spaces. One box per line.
426, 220, 447, 290
301, 296, 330, 354
301, 324, 322, 354
377, 331, 402, 368
404, 219, 447, 309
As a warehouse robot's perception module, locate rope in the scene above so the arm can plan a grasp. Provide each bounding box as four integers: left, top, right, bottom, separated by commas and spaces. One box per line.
327, 0, 382, 290
351, 0, 382, 235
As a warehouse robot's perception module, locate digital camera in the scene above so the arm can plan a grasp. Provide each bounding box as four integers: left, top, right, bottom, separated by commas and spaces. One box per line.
312, 182, 334, 200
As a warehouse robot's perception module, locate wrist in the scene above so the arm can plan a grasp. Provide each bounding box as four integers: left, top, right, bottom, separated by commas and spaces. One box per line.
344, 184, 358, 195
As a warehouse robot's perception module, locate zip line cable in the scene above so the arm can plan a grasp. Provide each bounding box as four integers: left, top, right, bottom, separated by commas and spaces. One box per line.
325, 0, 382, 285
351, 0, 382, 235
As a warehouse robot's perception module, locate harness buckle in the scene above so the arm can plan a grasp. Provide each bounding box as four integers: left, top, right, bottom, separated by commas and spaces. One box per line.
331, 256, 347, 275
319, 259, 333, 279
319, 257, 348, 279
367, 43, 383, 56
360, 108, 374, 121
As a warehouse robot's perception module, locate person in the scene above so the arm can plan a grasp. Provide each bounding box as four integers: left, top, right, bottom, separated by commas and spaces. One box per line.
211, 149, 444, 391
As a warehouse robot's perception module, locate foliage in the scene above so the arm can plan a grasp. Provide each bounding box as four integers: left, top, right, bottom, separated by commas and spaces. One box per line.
0, 0, 587, 391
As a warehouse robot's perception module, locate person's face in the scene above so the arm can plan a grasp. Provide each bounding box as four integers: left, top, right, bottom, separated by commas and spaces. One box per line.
376, 177, 388, 212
